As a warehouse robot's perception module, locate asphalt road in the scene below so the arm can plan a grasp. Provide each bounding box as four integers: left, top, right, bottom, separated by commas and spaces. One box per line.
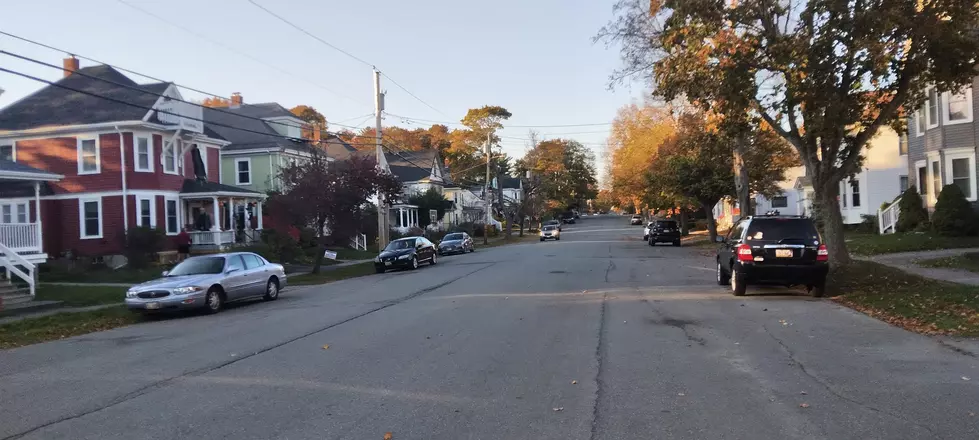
1, 215, 977, 440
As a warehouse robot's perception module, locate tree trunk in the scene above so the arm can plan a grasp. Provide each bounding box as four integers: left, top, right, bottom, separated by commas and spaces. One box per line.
679, 208, 688, 236
702, 203, 718, 243
311, 218, 327, 274
519, 215, 524, 237
733, 135, 751, 219
814, 181, 852, 266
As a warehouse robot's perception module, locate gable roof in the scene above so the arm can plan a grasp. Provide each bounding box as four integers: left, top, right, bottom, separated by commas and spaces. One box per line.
0, 65, 169, 131
203, 104, 315, 154
321, 135, 359, 160
499, 176, 522, 189
390, 165, 432, 183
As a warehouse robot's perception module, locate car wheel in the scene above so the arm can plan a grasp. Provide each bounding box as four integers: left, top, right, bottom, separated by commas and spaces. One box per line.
262, 278, 280, 301
556, 236, 561, 241
540, 237, 545, 242
808, 279, 827, 298
673, 240, 681, 247
716, 262, 730, 285
430, 253, 438, 265
731, 269, 747, 296
643, 235, 648, 241
648, 238, 654, 246
204, 288, 223, 314
410, 256, 419, 270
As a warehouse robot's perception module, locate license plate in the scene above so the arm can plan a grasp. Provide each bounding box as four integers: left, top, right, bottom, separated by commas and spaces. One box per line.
145, 302, 161, 310
775, 249, 793, 258
384, 261, 392, 266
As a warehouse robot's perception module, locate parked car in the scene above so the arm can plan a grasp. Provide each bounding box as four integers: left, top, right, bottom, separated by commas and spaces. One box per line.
125, 253, 286, 314
438, 232, 474, 255
643, 222, 654, 240
540, 225, 561, 241
648, 220, 681, 246
375, 236, 438, 273
543, 219, 562, 231
715, 215, 829, 297
630, 215, 643, 225
561, 212, 576, 224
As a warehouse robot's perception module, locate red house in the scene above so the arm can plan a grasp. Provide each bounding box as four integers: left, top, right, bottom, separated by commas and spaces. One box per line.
0, 57, 264, 264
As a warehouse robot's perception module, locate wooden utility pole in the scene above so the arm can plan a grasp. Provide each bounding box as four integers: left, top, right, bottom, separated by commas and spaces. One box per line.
483, 132, 492, 245
374, 69, 389, 248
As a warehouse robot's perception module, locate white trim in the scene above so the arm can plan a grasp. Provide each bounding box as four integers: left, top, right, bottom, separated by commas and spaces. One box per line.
943, 87, 974, 126
915, 160, 927, 195
135, 195, 157, 228
78, 197, 103, 239
0, 202, 29, 224
76, 136, 101, 175
164, 196, 180, 235
0, 169, 63, 181
235, 157, 252, 185
0, 140, 14, 161
133, 133, 154, 172
179, 191, 267, 199
915, 108, 925, 137
0, 121, 148, 138
926, 87, 940, 129
162, 138, 179, 175
943, 147, 977, 202
927, 153, 941, 205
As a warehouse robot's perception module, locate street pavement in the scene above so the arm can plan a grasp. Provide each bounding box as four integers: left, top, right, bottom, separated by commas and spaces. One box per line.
1, 215, 976, 439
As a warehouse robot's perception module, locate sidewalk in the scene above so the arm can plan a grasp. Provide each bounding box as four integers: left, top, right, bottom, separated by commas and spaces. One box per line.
859, 247, 979, 286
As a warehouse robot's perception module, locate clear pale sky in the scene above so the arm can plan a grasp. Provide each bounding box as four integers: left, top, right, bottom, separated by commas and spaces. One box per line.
0, 0, 646, 178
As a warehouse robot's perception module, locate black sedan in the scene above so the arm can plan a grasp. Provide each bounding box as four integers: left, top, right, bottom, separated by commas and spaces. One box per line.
375, 237, 438, 273
438, 232, 474, 255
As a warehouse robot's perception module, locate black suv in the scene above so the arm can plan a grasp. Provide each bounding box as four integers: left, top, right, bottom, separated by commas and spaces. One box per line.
715, 215, 828, 297
648, 220, 681, 247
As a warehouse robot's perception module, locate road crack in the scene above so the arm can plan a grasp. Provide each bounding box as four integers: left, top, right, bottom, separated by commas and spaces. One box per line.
1, 263, 496, 440
604, 260, 615, 283
589, 291, 609, 440
761, 324, 935, 435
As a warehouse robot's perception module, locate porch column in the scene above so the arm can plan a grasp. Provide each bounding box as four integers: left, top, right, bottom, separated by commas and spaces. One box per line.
256, 201, 263, 230
211, 197, 220, 231
400, 209, 406, 228
33, 182, 42, 252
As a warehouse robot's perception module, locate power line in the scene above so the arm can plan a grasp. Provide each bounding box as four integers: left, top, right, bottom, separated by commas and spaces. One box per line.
380, 72, 449, 117
385, 112, 614, 128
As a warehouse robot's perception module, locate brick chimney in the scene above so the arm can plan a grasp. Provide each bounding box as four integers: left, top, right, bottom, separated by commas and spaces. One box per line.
63, 55, 79, 78
230, 92, 243, 107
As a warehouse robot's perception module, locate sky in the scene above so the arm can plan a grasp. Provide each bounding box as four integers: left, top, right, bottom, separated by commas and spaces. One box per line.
0, 0, 647, 183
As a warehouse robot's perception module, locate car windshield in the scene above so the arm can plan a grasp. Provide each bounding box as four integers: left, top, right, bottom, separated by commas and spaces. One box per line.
745, 219, 819, 242
632, 215, 641, 219
543, 226, 557, 231
167, 257, 225, 276
385, 239, 415, 251
443, 233, 464, 241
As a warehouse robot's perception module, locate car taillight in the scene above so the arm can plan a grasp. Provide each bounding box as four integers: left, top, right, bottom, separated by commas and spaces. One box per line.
817, 244, 829, 261
737, 244, 753, 262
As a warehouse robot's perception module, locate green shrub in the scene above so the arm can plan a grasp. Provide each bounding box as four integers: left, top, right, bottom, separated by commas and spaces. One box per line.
259, 228, 303, 262
931, 184, 977, 236
123, 226, 165, 269
856, 214, 878, 234
896, 186, 929, 232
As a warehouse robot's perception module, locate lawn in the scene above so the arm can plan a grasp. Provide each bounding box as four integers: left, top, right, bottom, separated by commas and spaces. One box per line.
288, 262, 378, 286
917, 252, 979, 273
34, 285, 127, 307
845, 232, 979, 256
40, 265, 165, 284
829, 260, 979, 336
0, 306, 143, 350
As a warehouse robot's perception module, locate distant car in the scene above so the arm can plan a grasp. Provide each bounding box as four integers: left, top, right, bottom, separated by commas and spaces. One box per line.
375, 236, 438, 273
648, 220, 681, 247
125, 252, 286, 314
543, 219, 562, 231
643, 222, 654, 240
561, 212, 576, 224
438, 232, 474, 255
540, 225, 561, 241
716, 215, 829, 297
630, 215, 643, 225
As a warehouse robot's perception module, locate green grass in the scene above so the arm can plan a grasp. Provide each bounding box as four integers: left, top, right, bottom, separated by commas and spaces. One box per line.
846, 232, 979, 256
40, 265, 165, 284
288, 262, 378, 286
917, 252, 979, 273
0, 306, 143, 350
830, 261, 979, 336
33, 285, 128, 307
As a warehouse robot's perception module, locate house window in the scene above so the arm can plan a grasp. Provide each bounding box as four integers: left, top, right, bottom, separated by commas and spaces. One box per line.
78, 138, 100, 174
840, 181, 847, 208
136, 196, 155, 228
135, 135, 152, 172
163, 141, 178, 174
927, 88, 940, 128
0, 205, 9, 223
917, 162, 927, 196
899, 175, 909, 193
916, 109, 926, 136
931, 160, 942, 201
850, 179, 861, 207
899, 134, 908, 155
236, 158, 252, 185
79, 198, 102, 239
771, 196, 788, 208
944, 88, 973, 124
0, 204, 27, 224
945, 148, 977, 201
0, 143, 13, 161
165, 198, 179, 234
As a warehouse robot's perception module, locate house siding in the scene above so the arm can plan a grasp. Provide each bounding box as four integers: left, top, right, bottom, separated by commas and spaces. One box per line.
221, 152, 275, 193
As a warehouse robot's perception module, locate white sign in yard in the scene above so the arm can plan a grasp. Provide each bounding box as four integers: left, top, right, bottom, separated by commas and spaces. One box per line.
323, 250, 338, 260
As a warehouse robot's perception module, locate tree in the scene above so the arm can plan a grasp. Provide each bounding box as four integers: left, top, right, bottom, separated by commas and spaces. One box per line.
895, 187, 928, 232
290, 105, 327, 127
407, 188, 453, 229
277, 154, 403, 273
518, 139, 599, 213
931, 184, 977, 236
200, 96, 231, 108
599, 0, 979, 265
608, 103, 675, 210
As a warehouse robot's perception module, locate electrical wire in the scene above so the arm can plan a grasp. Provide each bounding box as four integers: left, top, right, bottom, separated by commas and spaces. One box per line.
385, 112, 614, 129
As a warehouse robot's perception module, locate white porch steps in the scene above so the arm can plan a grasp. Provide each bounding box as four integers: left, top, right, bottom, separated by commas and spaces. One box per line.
0, 282, 31, 306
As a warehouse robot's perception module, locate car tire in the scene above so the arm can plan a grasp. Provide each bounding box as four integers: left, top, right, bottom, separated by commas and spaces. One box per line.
262, 278, 280, 301
643, 235, 648, 241
410, 256, 419, 270
716, 262, 730, 285
204, 288, 223, 314
648, 238, 654, 246
430, 253, 438, 266
556, 236, 561, 241
808, 278, 827, 298
731, 269, 747, 296
540, 237, 545, 242
673, 240, 681, 247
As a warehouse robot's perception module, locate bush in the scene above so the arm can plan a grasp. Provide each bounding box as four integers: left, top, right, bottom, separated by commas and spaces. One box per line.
856, 214, 878, 234
931, 184, 977, 236
260, 228, 303, 263
896, 186, 929, 232
691, 219, 708, 232
123, 226, 165, 269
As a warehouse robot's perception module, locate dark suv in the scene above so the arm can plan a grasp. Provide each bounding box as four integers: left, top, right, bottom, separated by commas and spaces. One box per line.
648, 220, 681, 247
715, 215, 828, 297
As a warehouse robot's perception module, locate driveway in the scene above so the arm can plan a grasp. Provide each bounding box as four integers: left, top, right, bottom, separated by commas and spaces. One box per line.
1, 216, 976, 439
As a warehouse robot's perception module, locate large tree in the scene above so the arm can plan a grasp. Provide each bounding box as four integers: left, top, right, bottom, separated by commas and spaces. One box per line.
608, 103, 675, 210
518, 138, 599, 213
599, 0, 979, 265
276, 154, 402, 273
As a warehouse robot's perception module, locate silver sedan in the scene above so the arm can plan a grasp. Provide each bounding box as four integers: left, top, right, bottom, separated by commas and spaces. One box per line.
125, 252, 287, 314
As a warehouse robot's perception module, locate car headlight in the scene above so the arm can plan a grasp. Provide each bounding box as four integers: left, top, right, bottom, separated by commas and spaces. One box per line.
126, 288, 138, 298
398, 254, 412, 260
374, 256, 381, 262
172, 286, 204, 295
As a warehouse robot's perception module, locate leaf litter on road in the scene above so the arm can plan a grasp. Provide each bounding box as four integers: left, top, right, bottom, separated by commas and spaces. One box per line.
799, 403, 810, 408
322, 344, 330, 350
383, 432, 393, 440
553, 407, 564, 412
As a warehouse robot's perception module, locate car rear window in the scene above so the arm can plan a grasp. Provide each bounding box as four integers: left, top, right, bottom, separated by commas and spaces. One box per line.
655, 221, 678, 228
745, 219, 819, 242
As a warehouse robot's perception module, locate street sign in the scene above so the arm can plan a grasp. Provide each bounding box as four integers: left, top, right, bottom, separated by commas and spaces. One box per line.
323, 250, 338, 260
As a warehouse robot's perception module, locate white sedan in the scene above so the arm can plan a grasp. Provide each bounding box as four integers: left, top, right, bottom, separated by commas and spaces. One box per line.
643, 222, 654, 240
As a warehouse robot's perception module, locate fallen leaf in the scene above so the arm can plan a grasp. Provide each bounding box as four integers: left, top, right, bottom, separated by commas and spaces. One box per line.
384, 433, 393, 440
963, 376, 971, 381
571, 380, 578, 384
799, 403, 810, 408
322, 345, 330, 350
763, 308, 768, 311
553, 407, 564, 412
677, 392, 685, 396
800, 391, 807, 395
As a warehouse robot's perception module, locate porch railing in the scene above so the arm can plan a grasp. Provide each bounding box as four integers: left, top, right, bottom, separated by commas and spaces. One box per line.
350, 233, 368, 251
0, 223, 39, 252
0, 241, 36, 299
878, 197, 901, 234
189, 230, 236, 246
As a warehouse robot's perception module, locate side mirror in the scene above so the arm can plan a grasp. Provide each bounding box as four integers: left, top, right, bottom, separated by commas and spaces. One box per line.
161, 270, 169, 277
715, 236, 726, 243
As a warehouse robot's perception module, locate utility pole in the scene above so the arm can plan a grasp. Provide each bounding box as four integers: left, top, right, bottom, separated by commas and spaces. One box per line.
374, 68, 389, 249
484, 132, 492, 245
